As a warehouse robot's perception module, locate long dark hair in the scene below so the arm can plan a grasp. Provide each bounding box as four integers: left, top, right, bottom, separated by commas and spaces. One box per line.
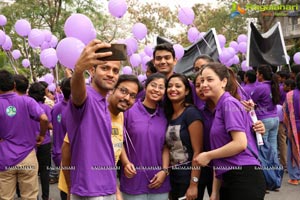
199, 62, 241, 101
257, 65, 280, 104
164, 74, 194, 121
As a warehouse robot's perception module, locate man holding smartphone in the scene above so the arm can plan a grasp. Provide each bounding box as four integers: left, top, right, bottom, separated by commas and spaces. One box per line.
62, 39, 121, 200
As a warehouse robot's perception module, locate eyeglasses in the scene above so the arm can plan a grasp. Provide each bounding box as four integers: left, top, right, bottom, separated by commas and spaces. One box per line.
149, 82, 165, 91
117, 87, 137, 99
192, 65, 206, 73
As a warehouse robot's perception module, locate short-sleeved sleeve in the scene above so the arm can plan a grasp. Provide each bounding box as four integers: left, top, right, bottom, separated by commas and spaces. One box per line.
184, 106, 202, 126
27, 97, 44, 121
222, 99, 246, 133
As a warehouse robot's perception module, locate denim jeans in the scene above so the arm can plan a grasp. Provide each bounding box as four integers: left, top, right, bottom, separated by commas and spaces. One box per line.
261, 117, 279, 156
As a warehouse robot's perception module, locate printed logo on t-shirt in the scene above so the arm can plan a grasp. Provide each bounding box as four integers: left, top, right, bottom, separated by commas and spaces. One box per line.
166, 125, 189, 165
57, 114, 62, 123
6, 106, 17, 117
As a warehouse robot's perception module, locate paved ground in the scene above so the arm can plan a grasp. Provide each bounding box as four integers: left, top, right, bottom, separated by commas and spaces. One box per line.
38, 171, 299, 200
13, 171, 300, 199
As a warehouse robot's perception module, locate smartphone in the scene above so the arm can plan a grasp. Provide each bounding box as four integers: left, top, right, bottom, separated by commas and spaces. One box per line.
96, 44, 127, 61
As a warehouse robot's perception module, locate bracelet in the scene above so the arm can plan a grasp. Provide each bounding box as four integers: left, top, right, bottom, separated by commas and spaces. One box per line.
161, 168, 169, 175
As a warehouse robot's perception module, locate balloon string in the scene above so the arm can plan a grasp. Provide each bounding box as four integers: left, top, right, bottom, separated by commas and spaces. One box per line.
123, 127, 152, 183
22, 37, 33, 82
5, 51, 19, 74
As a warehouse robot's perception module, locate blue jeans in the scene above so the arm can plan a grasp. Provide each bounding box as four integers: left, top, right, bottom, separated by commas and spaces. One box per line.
287, 140, 300, 180
261, 117, 279, 156
122, 193, 168, 200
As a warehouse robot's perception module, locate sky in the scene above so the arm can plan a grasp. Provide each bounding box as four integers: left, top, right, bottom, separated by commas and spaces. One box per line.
145, 0, 218, 9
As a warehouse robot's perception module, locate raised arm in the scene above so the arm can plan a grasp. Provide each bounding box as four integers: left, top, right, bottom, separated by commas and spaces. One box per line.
71, 39, 112, 106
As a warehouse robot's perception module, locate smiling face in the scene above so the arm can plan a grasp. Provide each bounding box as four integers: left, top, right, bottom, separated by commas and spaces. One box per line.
167, 77, 189, 103
90, 61, 121, 95
153, 50, 177, 78
145, 78, 166, 103
194, 74, 208, 101
200, 67, 227, 103
109, 81, 138, 114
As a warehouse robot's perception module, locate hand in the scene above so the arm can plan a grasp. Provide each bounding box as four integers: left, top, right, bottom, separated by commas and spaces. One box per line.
185, 184, 198, 200
240, 100, 255, 112
36, 135, 45, 146
210, 191, 220, 200
253, 120, 265, 135
194, 152, 211, 167
116, 187, 123, 200
74, 39, 112, 74
123, 163, 136, 178
148, 171, 167, 189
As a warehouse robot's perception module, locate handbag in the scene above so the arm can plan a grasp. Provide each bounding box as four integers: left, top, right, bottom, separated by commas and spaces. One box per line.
247, 139, 284, 190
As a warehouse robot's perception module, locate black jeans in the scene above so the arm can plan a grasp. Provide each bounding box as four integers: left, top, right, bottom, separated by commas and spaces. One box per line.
198, 166, 213, 200
220, 165, 266, 200
37, 143, 51, 200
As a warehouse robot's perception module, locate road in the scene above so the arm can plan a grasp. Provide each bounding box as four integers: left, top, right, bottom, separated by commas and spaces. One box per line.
36, 171, 299, 200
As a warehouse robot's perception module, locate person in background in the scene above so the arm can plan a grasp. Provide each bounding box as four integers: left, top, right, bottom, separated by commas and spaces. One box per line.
290, 64, 300, 80
39, 81, 55, 108
283, 73, 300, 185
13, 74, 29, 95
146, 60, 157, 78
251, 65, 280, 157
195, 63, 266, 200
0, 70, 48, 200
29, 82, 53, 200
120, 73, 170, 200
242, 69, 257, 97
277, 70, 290, 105
165, 74, 203, 200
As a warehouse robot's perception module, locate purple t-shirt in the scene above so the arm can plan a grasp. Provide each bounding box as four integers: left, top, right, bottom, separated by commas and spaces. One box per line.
251, 81, 278, 120
34, 102, 52, 145
65, 86, 116, 196
199, 104, 214, 152
242, 83, 257, 99
51, 100, 68, 166
190, 81, 205, 109
279, 83, 286, 105
276, 104, 284, 122
0, 92, 44, 171
120, 99, 171, 194
210, 92, 260, 179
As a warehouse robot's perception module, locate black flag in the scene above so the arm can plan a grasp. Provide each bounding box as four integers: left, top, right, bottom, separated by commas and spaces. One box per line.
156, 28, 221, 76
246, 22, 289, 68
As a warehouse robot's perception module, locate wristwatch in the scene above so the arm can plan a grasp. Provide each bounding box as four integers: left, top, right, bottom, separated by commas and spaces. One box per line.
161, 168, 170, 176
191, 176, 199, 183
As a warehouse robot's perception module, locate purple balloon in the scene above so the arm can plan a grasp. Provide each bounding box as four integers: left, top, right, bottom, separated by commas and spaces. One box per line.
56, 37, 85, 69
48, 83, 56, 92
293, 52, 300, 64
41, 41, 51, 50
173, 44, 185, 60
12, 50, 21, 60
0, 15, 7, 26
187, 27, 199, 43
219, 49, 231, 63
64, 14, 96, 45
229, 41, 239, 53
227, 47, 236, 56
40, 48, 58, 68
14, 19, 31, 37
125, 37, 138, 56
22, 59, 30, 68
144, 44, 153, 57
108, 0, 128, 18
122, 66, 133, 75
44, 73, 54, 85
130, 54, 142, 67
178, 7, 194, 25
43, 30, 52, 42
49, 35, 58, 48
138, 74, 147, 83
232, 55, 240, 64
237, 34, 247, 43
2, 35, 12, 51
0, 30, 5, 46
139, 51, 146, 58
238, 42, 247, 54
132, 23, 147, 40
241, 60, 250, 71
141, 55, 151, 71
28, 29, 45, 48
217, 34, 226, 48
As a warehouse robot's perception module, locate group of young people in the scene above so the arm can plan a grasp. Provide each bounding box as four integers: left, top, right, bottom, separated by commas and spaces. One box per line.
1, 39, 299, 200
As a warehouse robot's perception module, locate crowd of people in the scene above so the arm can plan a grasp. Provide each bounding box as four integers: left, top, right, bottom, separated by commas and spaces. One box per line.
0, 40, 300, 200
